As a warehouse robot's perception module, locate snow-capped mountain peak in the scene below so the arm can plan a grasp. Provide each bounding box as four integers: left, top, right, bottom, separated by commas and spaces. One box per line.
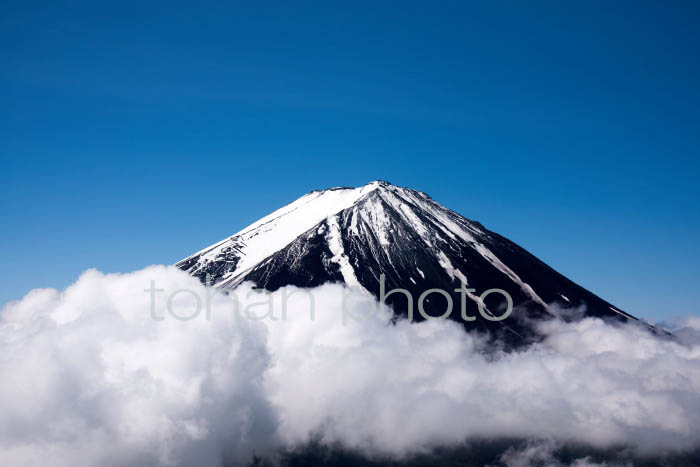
177, 181, 636, 340
179, 181, 393, 286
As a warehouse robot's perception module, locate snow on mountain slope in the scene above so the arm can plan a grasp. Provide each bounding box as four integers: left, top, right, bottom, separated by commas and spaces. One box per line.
177, 180, 638, 340
178, 182, 383, 287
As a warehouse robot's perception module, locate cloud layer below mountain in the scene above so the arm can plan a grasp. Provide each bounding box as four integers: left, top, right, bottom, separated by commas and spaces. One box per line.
1, 266, 699, 466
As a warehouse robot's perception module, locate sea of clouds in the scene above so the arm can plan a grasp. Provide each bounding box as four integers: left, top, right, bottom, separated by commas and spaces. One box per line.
1, 266, 699, 466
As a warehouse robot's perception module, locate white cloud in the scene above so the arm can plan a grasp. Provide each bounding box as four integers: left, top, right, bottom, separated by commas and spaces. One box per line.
1, 266, 699, 466
0, 267, 278, 466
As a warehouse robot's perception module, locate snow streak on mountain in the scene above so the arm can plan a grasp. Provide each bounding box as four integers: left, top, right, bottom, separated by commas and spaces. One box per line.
177, 181, 637, 340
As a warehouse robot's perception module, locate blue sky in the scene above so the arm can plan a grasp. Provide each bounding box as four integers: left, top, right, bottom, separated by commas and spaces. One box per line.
1, 1, 698, 321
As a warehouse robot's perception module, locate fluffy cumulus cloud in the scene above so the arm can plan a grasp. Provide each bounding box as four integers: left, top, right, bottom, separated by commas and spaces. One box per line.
1, 266, 700, 466
0, 267, 278, 466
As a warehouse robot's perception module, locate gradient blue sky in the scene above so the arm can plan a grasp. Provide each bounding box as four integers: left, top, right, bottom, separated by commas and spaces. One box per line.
1, 1, 699, 321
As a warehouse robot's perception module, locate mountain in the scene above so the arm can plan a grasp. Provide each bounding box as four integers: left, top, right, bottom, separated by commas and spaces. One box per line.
177, 181, 638, 341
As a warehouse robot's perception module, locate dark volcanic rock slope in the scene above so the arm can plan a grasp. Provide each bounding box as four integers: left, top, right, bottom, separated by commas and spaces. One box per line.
177, 181, 637, 339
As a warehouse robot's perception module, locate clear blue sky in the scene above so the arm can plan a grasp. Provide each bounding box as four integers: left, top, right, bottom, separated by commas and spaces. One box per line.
1, 1, 698, 321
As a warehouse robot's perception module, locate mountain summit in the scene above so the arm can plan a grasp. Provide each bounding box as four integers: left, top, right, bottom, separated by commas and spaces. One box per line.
177, 181, 637, 340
